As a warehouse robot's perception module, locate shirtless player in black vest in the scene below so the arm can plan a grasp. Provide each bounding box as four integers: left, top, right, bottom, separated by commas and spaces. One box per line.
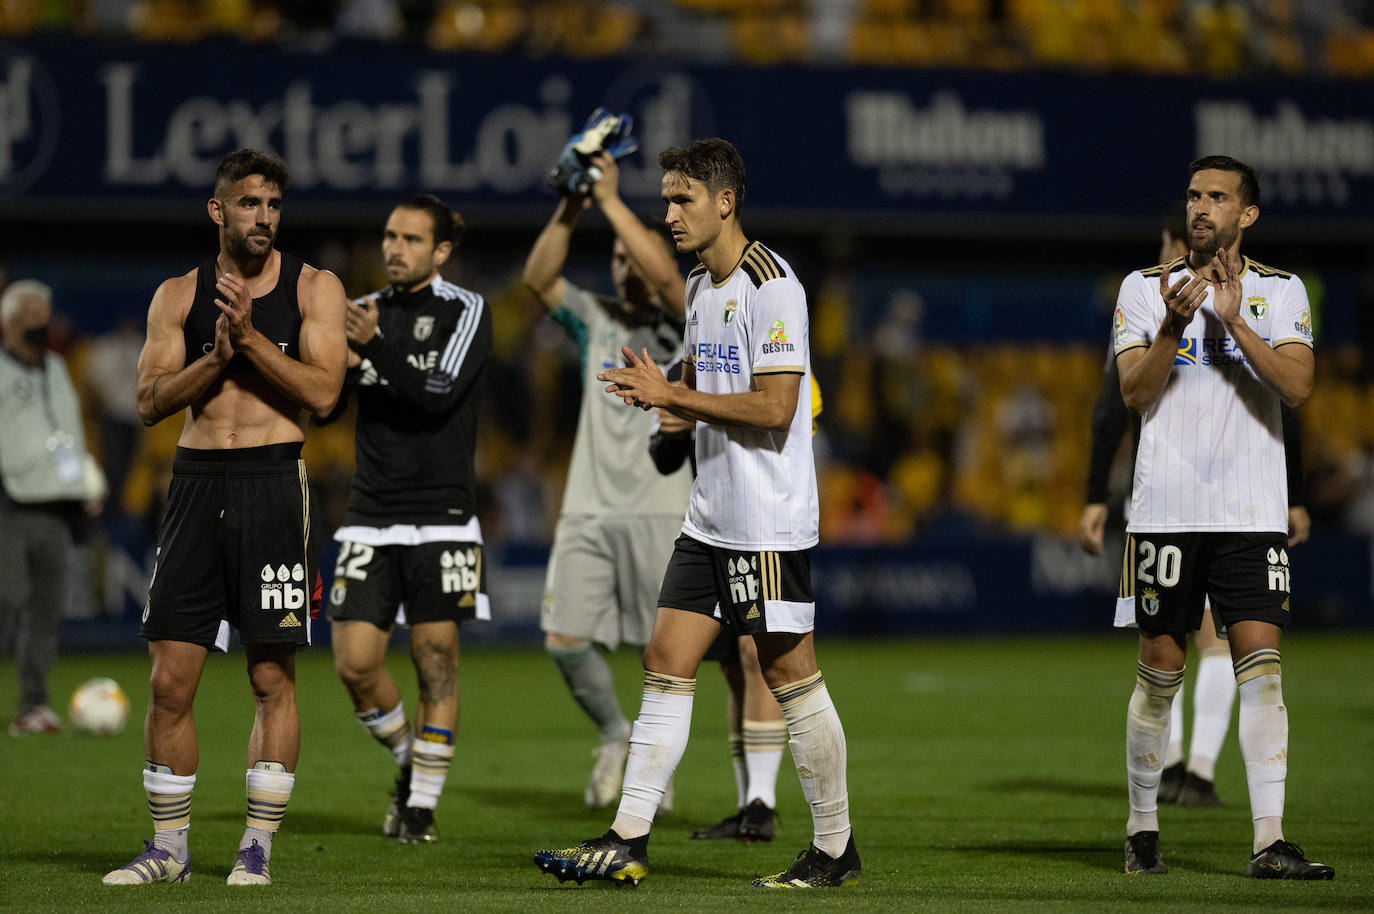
104, 148, 347, 888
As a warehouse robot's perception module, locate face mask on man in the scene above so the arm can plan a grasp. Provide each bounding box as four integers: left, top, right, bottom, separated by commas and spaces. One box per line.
22, 325, 50, 349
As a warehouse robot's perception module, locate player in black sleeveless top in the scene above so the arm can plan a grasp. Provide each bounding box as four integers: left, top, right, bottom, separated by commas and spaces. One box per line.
105, 149, 347, 888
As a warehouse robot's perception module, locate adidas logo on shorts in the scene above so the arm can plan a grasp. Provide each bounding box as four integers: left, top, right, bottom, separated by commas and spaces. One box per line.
278, 612, 302, 629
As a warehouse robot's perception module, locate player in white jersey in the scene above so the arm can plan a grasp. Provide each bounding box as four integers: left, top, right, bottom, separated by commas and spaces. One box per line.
525, 142, 791, 829
533, 138, 859, 889
1113, 155, 1331, 880
1085, 205, 1311, 809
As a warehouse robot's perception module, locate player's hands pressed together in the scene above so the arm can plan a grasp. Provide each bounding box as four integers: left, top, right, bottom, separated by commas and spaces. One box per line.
1208, 247, 1244, 327
1159, 268, 1208, 337
211, 313, 234, 365
600, 345, 672, 410
345, 296, 381, 349
215, 272, 256, 347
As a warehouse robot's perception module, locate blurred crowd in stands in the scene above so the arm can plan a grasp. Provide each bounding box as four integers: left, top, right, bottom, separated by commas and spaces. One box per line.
4, 0, 1374, 78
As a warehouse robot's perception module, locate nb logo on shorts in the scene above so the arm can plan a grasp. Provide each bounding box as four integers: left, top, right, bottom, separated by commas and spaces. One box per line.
727, 554, 760, 605
261, 562, 307, 611
440, 547, 480, 596
1266, 547, 1291, 594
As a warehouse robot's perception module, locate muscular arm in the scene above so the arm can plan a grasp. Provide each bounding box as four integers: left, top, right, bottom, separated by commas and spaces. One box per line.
521, 197, 583, 311
1118, 270, 1209, 414
135, 275, 230, 427
225, 268, 348, 418
1225, 329, 1314, 408
590, 154, 685, 317
1117, 331, 1184, 417
1211, 250, 1314, 407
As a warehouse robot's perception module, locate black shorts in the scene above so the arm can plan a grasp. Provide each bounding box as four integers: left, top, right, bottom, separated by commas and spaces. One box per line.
142, 444, 319, 650
703, 622, 741, 664
657, 533, 815, 635
327, 539, 489, 628
1130, 532, 1292, 634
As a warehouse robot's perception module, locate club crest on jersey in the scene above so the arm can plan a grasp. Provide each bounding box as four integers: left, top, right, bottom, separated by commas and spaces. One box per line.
413, 315, 435, 341
1247, 296, 1268, 319
1141, 587, 1160, 616
1173, 338, 1197, 366
722, 299, 738, 325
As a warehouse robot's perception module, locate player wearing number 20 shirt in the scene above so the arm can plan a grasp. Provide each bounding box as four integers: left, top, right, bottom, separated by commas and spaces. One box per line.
1112, 156, 1331, 882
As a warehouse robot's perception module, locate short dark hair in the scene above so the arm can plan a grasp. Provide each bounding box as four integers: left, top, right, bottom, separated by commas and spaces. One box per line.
1189, 155, 1260, 208
214, 148, 289, 194
398, 193, 464, 249
658, 138, 746, 207
1162, 201, 1187, 243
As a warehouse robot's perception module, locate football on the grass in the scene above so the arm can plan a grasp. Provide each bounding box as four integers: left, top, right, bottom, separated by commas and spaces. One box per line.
69, 677, 130, 735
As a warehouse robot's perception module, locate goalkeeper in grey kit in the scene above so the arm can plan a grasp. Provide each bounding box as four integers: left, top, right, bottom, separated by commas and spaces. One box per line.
524, 109, 694, 809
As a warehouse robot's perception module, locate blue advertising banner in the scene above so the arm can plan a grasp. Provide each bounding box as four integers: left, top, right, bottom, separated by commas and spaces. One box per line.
2, 38, 1372, 230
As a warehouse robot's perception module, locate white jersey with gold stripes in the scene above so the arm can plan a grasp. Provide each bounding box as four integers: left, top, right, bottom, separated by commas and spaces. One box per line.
680, 241, 819, 551
1113, 256, 1313, 533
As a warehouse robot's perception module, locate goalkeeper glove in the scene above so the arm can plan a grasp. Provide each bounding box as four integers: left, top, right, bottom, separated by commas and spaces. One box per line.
546, 107, 639, 198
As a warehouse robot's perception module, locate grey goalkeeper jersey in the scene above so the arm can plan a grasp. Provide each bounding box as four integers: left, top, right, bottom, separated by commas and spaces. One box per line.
550, 282, 691, 517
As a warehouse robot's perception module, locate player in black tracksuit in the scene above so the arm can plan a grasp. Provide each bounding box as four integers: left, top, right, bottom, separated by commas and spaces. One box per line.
325, 195, 492, 844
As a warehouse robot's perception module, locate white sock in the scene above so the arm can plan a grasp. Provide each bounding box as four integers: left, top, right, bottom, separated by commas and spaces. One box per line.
773, 673, 850, 859
408, 738, 455, 810
144, 767, 195, 860
1188, 650, 1236, 781
356, 703, 412, 767
1236, 650, 1286, 852
243, 763, 294, 858
742, 718, 786, 810
1126, 663, 1183, 835
612, 672, 695, 839
1164, 682, 1185, 767
728, 729, 747, 809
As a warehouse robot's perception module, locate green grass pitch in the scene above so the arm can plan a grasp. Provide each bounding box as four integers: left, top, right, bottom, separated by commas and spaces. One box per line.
2, 633, 1370, 912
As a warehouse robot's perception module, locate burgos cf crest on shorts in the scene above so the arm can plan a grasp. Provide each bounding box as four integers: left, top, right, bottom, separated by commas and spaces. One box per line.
261, 562, 307, 613
1140, 586, 1160, 616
